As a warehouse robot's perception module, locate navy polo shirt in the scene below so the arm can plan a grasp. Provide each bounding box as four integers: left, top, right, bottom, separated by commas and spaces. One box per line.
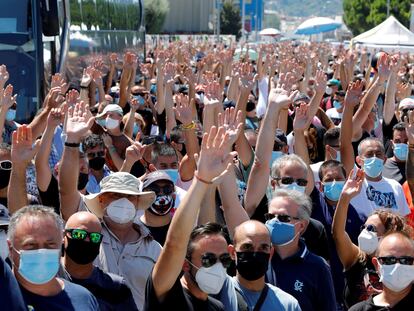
266, 240, 336, 311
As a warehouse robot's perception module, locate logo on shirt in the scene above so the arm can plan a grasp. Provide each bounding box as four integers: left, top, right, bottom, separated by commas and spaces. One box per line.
294, 279, 304, 292
366, 185, 397, 209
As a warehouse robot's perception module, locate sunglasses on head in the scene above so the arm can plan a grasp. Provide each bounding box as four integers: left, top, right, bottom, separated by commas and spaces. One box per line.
274, 176, 308, 187
361, 224, 377, 233
0, 160, 12, 170
264, 213, 301, 223
200, 252, 232, 269
145, 184, 174, 195
65, 229, 103, 244
377, 256, 414, 266
400, 107, 414, 114
87, 151, 105, 159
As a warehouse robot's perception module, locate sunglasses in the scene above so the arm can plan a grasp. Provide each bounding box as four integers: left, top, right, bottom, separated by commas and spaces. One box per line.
361, 224, 377, 233
274, 177, 308, 187
400, 107, 414, 114
145, 184, 174, 195
377, 256, 414, 266
87, 151, 105, 159
264, 213, 301, 223
200, 252, 232, 269
141, 135, 165, 145
132, 93, 146, 97
65, 229, 103, 244
0, 160, 12, 170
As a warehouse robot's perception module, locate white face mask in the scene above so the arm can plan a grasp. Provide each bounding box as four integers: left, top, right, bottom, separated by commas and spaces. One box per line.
0, 230, 8, 260
279, 182, 306, 193
106, 198, 136, 224
358, 229, 379, 255
105, 117, 120, 130
379, 263, 414, 292
194, 262, 227, 294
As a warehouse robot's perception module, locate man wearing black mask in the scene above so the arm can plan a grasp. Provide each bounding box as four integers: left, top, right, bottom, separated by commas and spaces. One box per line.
82, 134, 112, 194
62, 211, 137, 311
227, 220, 301, 310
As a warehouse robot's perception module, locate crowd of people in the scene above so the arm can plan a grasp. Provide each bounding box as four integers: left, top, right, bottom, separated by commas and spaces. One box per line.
1, 40, 414, 310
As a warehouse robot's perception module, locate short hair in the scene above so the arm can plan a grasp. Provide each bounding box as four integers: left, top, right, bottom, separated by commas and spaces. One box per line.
392, 122, 406, 132
170, 126, 184, 144
151, 142, 178, 164
372, 209, 412, 236
186, 222, 229, 259
323, 127, 340, 146
81, 134, 104, 153
271, 189, 312, 221
357, 137, 385, 156
318, 160, 346, 181
271, 154, 308, 179
7, 205, 64, 243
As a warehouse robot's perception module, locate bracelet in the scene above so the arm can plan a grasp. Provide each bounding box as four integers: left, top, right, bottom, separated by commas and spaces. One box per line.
181, 121, 196, 130
194, 171, 213, 184
65, 142, 80, 148
409, 144, 414, 149
80, 85, 89, 89
107, 145, 117, 153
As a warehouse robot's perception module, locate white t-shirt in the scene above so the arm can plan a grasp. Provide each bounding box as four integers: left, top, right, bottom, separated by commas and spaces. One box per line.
350, 176, 410, 217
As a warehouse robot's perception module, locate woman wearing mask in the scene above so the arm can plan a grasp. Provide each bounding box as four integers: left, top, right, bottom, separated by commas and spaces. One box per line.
332, 168, 411, 309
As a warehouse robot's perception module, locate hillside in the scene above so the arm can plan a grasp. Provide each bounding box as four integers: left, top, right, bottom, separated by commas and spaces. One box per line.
267, 0, 343, 18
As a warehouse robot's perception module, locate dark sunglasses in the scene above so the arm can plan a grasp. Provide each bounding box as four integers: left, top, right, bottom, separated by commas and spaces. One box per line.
141, 135, 165, 145
132, 92, 146, 97
400, 107, 414, 114
201, 252, 232, 269
196, 91, 205, 95
145, 184, 174, 195
274, 176, 308, 187
377, 256, 414, 266
264, 213, 301, 223
360, 224, 377, 233
87, 151, 105, 159
65, 229, 103, 244
0, 160, 12, 170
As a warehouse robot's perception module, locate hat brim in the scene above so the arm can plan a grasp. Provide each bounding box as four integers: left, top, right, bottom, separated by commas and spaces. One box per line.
84, 190, 156, 219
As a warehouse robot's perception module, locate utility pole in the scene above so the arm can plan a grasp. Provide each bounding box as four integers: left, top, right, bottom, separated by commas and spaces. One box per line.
387, 0, 390, 17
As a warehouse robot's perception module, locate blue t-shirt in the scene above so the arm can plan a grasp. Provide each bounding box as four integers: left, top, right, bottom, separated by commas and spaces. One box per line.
21, 279, 99, 311
0, 257, 27, 311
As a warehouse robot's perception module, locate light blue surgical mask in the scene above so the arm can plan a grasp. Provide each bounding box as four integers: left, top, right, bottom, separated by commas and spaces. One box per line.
323, 180, 345, 202
15, 248, 60, 285
265, 219, 297, 246
270, 151, 284, 169
133, 95, 145, 105
133, 123, 141, 136
280, 182, 306, 193
163, 169, 179, 184
335, 150, 341, 162
363, 156, 384, 178
6, 109, 16, 121
394, 143, 408, 161
96, 118, 106, 127
333, 100, 342, 109
150, 84, 157, 94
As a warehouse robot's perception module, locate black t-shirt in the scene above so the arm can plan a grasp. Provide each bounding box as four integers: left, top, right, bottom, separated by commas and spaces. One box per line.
143, 273, 224, 311
301, 218, 330, 262
349, 286, 414, 311
38, 175, 60, 215
143, 222, 170, 246
383, 158, 406, 185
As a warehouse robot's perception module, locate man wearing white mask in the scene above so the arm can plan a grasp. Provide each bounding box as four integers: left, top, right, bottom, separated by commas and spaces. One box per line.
349, 231, 414, 310
59, 100, 160, 310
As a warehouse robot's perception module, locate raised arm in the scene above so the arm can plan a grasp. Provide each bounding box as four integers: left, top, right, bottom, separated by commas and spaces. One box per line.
405, 111, 414, 196
151, 126, 235, 302
332, 168, 364, 270
59, 92, 95, 221
124, 99, 139, 138
8, 125, 40, 214
383, 56, 399, 125
0, 85, 17, 144
105, 53, 117, 93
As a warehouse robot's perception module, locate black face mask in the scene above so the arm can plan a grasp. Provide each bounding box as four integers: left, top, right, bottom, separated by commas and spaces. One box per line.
236, 251, 270, 281
89, 157, 106, 171
65, 238, 100, 265
148, 195, 175, 216
0, 169, 11, 189
77, 173, 89, 191
246, 101, 256, 112
180, 144, 187, 157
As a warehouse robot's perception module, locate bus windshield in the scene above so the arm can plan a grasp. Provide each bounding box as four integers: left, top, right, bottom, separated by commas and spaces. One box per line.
0, 0, 31, 45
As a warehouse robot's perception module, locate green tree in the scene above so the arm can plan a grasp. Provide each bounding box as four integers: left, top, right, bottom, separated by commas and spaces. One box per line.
144, 0, 169, 34
343, 0, 411, 36
220, 0, 241, 39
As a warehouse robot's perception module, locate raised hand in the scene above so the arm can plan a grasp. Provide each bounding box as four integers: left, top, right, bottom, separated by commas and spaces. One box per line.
81, 66, 93, 87
92, 69, 103, 87
314, 70, 327, 94
268, 73, 299, 110
0, 65, 9, 89
163, 62, 175, 84
217, 107, 243, 147
109, 53, 118, 66
239, 62, 255, 91
0, 84, 17, 111
205, 81, 221, 106
377, 53, 391, 82
125, 141, 146, 163
341, 168, 365, 199
293, 103, 310, 131
65, 100, 95, 142
404, 110, 414, 145
66, 89, 80, 107
47, 105, 66, 128
11, 125, 41, 167
344, 80, 364, 108
102, 133, 113, 148
173, 94, 193, 125
194, 126, 237, 184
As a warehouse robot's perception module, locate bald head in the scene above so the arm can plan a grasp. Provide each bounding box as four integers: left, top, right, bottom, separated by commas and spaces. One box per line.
377, 232, 414, 258
233, 220, 271, 250
65, 211, 102, 233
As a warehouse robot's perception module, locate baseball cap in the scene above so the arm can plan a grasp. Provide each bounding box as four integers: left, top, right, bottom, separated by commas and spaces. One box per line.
293, 93, 310, 103
275, 129, 287, 145
96, 104, 123, 119
142, 171, 174, 189
327, 79, 341, 88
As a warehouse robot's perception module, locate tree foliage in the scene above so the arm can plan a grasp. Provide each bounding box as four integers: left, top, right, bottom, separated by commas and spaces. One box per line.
343, 0, 411, 36
144, 0, 169, 34
220, 0, 242, 39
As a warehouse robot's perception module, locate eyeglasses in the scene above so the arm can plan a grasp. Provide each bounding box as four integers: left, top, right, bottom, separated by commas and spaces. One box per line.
65, 229, 103, 244
0, 160, 12, 170
145, 184, 174, 195
201, 252, 232, 269
378, 256, 414, 266
132, 92, 146, 97
264, 213, 301, 223
86, 151, 105, 159
273, 177, 308, 187
400, 107, 414, 114
141, 135, 165, 145
360, 224, 377, 233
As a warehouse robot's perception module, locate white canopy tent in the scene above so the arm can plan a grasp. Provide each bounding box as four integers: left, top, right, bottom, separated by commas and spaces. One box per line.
351, 16, 414, 53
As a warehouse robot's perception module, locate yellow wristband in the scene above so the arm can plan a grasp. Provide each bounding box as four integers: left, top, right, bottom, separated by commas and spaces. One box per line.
181, 121, 196, 130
